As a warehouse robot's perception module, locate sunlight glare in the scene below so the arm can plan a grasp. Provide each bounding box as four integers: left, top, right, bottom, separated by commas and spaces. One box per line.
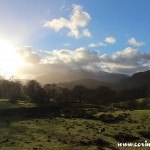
0, 40, 24, 78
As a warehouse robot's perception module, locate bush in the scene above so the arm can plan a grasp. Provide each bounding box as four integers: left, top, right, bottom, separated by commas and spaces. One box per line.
99, 113, 126, 123
139, 130, 150, 139
114, 132, 140, 142
94, 138, 110, 147
140, 98, 150, 109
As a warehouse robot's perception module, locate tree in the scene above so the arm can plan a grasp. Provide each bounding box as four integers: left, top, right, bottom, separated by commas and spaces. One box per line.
9, 81, 24, 103
0, 79, 8, 98
43, 84, 52, 101
95, 86, 116, 104
25, 80, 45, 104
72, 85, 87, 103
55, 87, 70, 103
61, 88, 70, 103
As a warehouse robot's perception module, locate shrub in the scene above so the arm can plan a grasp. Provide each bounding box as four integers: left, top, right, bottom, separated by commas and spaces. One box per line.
139, 130, 150, 139
114, 132, 140, 142
99, 114, 126, 123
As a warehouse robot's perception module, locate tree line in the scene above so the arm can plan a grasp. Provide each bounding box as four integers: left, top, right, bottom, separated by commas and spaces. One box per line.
0, 78, 150, 106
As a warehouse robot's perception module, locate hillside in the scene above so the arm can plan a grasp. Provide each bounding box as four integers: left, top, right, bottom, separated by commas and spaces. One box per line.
34, 69, 150, 90
35, 69, 129, 84
115, 70, 150, 89
0, 99, 150, 150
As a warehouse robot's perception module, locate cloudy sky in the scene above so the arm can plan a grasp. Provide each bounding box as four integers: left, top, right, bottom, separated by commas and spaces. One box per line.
0, 0, 150, 78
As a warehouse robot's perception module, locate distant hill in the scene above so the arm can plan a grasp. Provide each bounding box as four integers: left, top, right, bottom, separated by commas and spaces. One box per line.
93, 71, 129, 83
35, 69, 92, 84
115, 70, 150, 89
34, 70, 150, 89
58, 70, 150, 89
35, 69, 129, 85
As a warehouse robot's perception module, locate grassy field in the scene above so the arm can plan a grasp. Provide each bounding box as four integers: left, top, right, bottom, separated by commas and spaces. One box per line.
0, 100, 150, 150
0, 99, 37, 110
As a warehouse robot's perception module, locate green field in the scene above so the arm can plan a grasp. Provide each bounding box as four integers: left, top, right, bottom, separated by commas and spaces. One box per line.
0, 100, 150, 150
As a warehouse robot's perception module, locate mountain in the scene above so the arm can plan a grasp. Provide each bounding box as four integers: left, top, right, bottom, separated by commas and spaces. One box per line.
35, 69, 150, 89
35, 69, 93, 84
92, 71, 129, 83
35, 69, 129, 84
115, 70, 150, 89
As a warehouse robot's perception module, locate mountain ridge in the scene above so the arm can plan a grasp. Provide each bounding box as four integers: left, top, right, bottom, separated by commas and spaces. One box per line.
35, 69, 150, 90
35, 69, 129, 84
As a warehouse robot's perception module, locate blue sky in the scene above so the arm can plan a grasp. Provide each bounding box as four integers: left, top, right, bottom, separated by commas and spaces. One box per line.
0, 0, 150, 77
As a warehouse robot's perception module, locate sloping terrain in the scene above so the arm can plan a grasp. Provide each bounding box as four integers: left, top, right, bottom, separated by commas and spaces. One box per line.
0, 100, 150, 150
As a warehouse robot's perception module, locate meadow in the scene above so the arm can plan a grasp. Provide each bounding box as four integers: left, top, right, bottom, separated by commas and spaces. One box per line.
0, 99, 150, 150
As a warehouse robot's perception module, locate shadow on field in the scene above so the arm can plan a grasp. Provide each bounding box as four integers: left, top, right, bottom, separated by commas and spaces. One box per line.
0, 106, 62, 126
0, 104, 131, 125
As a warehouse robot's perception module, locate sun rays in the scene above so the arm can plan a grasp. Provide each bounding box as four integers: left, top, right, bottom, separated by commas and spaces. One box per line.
0, 40, 24, 77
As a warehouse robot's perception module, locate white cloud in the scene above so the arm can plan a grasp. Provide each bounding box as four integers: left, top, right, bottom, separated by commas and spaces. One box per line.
88, 42, 105, 47
105, 36, 116, 44
128, 37, 145, 47
47, 47, 99, 66
100, 47, 150, 74
15, 46, 150, 78
44, 4, 91, 38
82, 29, 91, 37
16, 46, 40, 64
15, 47, 100, 78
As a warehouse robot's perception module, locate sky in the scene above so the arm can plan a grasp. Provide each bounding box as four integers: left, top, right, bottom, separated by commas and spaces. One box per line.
0, 0, 150, 78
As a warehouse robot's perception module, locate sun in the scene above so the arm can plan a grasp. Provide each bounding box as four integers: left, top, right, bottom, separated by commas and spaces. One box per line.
0, 40, 23, 78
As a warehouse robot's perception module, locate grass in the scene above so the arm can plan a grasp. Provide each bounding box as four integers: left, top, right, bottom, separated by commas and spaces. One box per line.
0, 100, 150, 149
0, 99, 37, 110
